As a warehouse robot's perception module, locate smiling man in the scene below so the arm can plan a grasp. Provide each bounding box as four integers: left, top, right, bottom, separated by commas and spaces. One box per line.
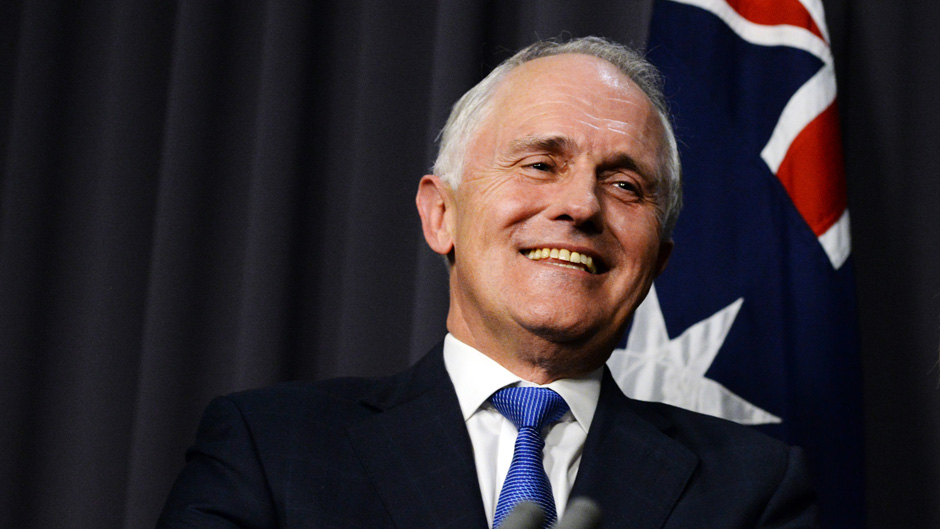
159, 37, 819, 529
418, 49, 674, 386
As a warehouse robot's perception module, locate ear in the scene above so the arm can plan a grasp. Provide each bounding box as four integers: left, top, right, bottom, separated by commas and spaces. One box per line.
654, 238, 674, 278
416, 175, 455, 256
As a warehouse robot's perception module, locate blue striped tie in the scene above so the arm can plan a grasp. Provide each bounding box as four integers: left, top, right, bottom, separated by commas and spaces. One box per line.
490, 387, 569, 529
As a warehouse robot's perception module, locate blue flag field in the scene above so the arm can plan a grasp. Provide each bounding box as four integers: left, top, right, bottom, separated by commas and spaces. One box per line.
606, 1, 865, 526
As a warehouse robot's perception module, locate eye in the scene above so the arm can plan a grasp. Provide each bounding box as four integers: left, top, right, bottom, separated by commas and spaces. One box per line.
610, 179, 645, 200
613, 181, 638, 193
518, 157, 560, 179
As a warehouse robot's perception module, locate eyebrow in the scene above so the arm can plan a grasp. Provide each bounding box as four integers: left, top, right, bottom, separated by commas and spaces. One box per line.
598, 153, 657, 184
505, 134, 658, 183
504, 135, 578, 157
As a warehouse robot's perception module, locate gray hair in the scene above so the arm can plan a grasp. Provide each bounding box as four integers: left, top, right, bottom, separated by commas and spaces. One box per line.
432, 36, 682, 239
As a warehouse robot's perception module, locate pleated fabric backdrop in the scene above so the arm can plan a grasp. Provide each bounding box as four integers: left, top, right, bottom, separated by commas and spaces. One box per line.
0, 1, 937, 528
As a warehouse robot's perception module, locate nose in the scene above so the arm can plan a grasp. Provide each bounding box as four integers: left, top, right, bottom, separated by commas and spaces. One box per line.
549, 163, 602, 233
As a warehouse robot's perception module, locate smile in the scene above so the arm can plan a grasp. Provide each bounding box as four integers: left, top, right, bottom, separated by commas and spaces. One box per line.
524, 247, 598, 274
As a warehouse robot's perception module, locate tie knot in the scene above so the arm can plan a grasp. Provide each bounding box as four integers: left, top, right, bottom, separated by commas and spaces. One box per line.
490, 387, 569, 431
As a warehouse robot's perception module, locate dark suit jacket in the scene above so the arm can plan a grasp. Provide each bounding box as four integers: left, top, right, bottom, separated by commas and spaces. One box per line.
157, 344, 819, 528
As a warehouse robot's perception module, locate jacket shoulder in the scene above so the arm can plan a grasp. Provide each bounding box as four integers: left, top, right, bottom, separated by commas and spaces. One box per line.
622, 399, 818, 527
222, 342, 447, 421
631, 398, 789, 450
218, 375, 396, 427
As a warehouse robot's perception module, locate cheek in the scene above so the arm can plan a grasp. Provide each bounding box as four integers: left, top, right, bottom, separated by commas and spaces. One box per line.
463, 183, 546, 233
453, 200, 520, 258
608, 215, 666, 275
609, 209, 662, 245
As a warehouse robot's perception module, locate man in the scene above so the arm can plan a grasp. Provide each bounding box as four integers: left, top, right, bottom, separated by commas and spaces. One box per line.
158, 37, 818, 528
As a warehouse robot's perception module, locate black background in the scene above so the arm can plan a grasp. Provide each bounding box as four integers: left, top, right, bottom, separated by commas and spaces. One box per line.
1, 1, 937, 528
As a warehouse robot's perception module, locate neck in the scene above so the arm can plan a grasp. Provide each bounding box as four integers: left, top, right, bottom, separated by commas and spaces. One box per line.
445, 308, 611, 385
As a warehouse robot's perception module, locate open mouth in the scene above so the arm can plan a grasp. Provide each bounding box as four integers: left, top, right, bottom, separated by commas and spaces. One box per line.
523, 247, 600, 274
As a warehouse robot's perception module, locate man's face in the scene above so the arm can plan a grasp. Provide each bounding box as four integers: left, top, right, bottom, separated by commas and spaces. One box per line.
425, 53, 672, 378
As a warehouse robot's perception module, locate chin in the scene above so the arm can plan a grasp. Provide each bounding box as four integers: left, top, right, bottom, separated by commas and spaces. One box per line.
519, 330, 614, 379
518, 313, 604, 346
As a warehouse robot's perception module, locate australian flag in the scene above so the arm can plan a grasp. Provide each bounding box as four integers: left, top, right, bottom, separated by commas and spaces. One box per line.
606, 0, 864, 527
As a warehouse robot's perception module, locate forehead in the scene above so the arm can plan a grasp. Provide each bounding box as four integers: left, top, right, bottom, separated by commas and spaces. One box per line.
479, 54, 661, 150
498, 53, 638, 100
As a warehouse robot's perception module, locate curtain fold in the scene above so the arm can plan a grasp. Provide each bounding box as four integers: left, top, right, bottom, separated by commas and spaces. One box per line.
1, 1, 937, 528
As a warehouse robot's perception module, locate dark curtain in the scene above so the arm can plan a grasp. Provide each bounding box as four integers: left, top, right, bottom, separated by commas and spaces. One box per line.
0, 2, 936, 528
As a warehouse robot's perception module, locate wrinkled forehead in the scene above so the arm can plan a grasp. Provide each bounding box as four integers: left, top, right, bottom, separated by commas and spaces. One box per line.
478, 54, 664, 159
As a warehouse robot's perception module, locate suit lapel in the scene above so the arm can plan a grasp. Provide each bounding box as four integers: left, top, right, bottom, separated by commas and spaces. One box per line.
346, 350, 696, 528
570, 369, 698, 529
346, 345, 487, 529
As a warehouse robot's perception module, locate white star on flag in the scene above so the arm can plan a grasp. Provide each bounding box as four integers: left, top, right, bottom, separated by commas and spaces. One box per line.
607, 284, 781, 425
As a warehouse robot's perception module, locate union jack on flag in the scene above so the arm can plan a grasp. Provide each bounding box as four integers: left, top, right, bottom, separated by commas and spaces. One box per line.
607, 0, 864, 526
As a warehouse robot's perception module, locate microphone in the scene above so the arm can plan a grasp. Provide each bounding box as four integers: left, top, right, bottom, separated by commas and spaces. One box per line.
499, 498, 602, 529
499, 502, 546, 529
554, 497, 602, 529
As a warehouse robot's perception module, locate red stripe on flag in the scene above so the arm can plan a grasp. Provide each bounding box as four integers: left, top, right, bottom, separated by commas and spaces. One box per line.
775, 103, 847, 236
724, 0, 826, 41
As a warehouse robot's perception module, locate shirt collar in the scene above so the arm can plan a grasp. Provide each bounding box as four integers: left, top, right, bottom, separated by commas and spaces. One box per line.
442, 333, 602, 433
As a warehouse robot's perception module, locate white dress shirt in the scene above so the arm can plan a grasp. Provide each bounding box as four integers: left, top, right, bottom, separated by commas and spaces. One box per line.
442, 333, 602, 528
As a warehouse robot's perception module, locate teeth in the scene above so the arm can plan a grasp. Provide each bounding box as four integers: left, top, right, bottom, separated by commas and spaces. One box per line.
524, 247, 598, 274
549, 262, 583, 272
